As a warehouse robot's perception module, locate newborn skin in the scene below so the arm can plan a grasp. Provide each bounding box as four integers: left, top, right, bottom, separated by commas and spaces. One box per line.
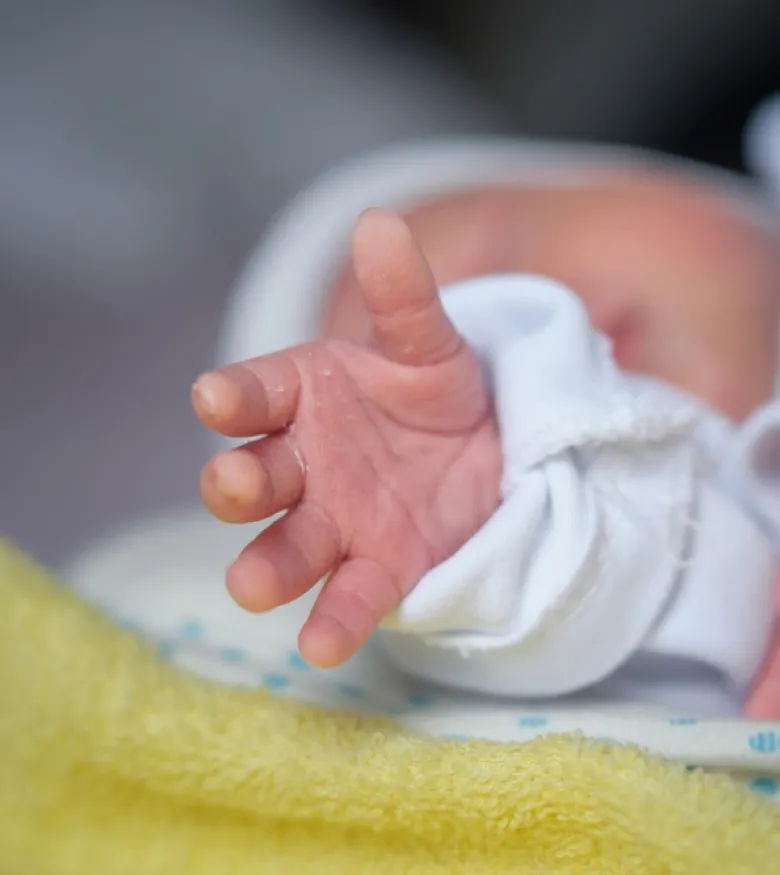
326, 176, 780, 420
193, 174, 780, 716
194, 210, 502, 669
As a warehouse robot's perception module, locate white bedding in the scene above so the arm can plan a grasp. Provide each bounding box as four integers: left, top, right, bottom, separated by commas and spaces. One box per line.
64, 506, 780, 800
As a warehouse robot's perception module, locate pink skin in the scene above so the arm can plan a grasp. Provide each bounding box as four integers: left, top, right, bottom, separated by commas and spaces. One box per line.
193, 210, 501, 668
193, 178, 780, 717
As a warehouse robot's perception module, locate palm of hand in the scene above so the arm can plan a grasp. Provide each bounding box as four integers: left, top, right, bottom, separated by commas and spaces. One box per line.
290, 338, 498, 574
194, 211, 501, 667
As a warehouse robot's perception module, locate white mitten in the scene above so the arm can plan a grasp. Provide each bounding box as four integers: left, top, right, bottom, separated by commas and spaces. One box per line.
380, 275, 776, 698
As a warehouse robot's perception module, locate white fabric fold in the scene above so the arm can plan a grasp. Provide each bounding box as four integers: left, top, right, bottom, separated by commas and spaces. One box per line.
720, 400, 780, 550
379, 275, 775, 698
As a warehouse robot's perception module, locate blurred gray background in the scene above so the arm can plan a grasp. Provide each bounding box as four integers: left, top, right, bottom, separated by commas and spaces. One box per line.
2, 0, 779, 568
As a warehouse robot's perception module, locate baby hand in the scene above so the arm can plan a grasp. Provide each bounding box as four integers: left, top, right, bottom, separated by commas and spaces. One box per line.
192, 210, 501, 667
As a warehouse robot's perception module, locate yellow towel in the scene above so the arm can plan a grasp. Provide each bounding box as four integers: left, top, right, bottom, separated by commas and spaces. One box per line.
1, 541, 779, 874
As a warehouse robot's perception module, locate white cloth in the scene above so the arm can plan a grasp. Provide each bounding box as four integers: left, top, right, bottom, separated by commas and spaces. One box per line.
377, 274, 774, 698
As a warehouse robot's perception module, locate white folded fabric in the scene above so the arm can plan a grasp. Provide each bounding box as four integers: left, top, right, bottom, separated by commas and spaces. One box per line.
214, 112, 780, 703
378, 275, 775, 697
720, 400, 780, 552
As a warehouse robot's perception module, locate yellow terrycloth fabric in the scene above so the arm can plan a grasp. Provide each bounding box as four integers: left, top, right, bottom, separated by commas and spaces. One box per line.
1, 541, 779, 875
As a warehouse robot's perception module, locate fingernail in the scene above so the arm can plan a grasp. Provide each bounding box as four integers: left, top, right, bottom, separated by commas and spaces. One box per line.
212, 455, 248, 502
192, 375, 219, 417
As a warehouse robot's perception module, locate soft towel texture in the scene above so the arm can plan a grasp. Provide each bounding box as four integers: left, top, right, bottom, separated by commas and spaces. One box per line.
2, 541, 780, 875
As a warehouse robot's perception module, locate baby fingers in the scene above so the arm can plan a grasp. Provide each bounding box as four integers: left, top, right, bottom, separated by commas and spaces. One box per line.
192, 352, 301, 438
201, 434, 305, 523
298, 558, 403, 667
351, 209, 463, 368
226, 503, 341, 614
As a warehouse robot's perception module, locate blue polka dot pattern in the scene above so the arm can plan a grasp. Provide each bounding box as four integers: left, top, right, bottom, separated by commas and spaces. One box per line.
337, 683, 366, 700
518, 716, 548, 728
286, 651, 310, 671
262, 673, 290, 691
180, 619, 205, 639
748, 732, 780, 754
219, 647, 247, 663
749, 776, 778, 796
406, 692, 434, 708
386, 705, 412, 717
